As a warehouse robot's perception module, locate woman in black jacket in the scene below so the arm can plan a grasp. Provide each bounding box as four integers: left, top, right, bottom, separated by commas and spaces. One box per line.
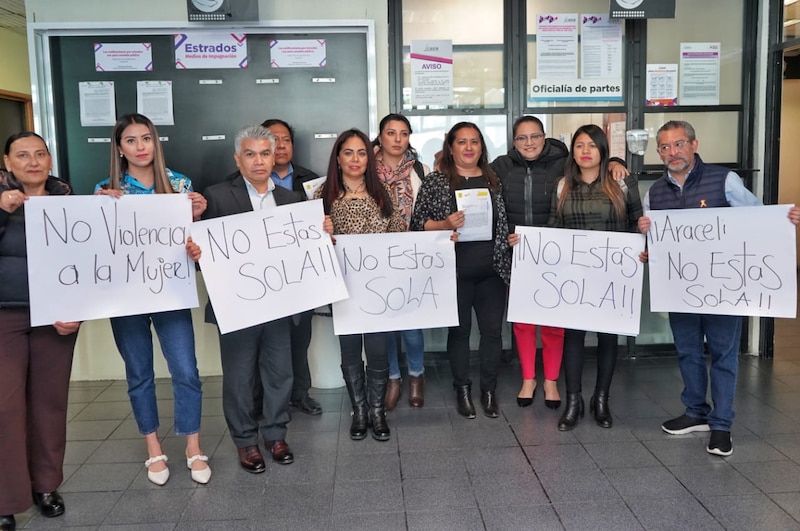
492, 116, 627, 411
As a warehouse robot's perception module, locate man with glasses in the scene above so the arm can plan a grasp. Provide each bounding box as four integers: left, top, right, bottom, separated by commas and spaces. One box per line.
637, 120, 796, 456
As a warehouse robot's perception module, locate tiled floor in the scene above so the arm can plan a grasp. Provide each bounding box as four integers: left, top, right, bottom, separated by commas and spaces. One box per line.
12, 333, 800, 531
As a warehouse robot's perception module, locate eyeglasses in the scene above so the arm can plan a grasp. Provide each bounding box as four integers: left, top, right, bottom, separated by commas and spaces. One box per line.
513, 133, 545, 143
656, 139, 691, 155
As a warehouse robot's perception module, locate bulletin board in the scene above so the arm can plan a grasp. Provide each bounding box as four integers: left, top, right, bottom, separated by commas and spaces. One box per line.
34, 23, 376, 195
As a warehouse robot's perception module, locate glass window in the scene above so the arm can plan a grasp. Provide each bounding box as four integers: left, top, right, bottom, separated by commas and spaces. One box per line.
402, 0, 504, 110
643, 112, 739, 165
786, 0, 800, 41
647, 0, 743, 105
526, 0, 627, 109
407, 114, 508, 169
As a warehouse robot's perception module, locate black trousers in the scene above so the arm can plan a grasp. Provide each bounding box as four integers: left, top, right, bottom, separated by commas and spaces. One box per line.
290, 311, 313, 400
339, 332, 389, 371
447, 266, 506, 393
562, 329, 618, 395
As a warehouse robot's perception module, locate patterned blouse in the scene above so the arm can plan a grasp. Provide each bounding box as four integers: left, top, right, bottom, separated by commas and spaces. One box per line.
314, 182, 406, 235
410, 171, 511, 284
547, 175, 642, 233
94, 168, 192, 195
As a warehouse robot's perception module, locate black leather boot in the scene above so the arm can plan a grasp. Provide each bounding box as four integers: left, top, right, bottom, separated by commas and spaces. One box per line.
366, 367, 391, 441
341, 363, 368, 440
480, 391, 499, 418
454, 383, 476, 419
590, 390, 612, 428
0, 515, 15, 531
557, 393, 584, 431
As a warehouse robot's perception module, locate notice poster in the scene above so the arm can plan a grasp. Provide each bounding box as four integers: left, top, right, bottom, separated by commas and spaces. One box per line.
25, 195, 198, 326
174, 32, 248, 69
646, 64, 678, 106
136, 81, 174, 126
269, 39, 327, 68
78, 81, 116, 127
536, 13, 578, 79
332, 231, 457, 335
410, 40, 453, 106
580, 14, 622, 79
679, 42, 720, 105
94, 42, 153, 72
507, 226, 646, 336
646, 205, 797, 317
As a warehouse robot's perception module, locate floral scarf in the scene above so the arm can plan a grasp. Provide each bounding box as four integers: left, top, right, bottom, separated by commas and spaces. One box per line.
375, 149, 416, 229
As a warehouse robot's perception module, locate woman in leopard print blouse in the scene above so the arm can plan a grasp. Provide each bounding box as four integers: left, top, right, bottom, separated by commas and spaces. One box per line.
314, 129, 404, 443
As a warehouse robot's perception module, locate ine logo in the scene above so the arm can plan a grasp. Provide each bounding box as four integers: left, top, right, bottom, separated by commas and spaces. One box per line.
615, 0, 645, 8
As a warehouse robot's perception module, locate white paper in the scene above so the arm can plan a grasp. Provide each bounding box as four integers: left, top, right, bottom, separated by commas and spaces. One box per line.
25, 195, 198, 326
646, 205, 797, 317
94, 42, 153, 72
302, 176, 327, 199
78, 81, 116, 127
679, 42, 720, 105
269, 39, 327, 68
507, 226, 646, 336
136, 81, 174, 126
332, 231, 457, 335
193, 199, 347, 334
646, 63, 678, 106
580, 14, 622, 79
454, 188, 493, 242
410, 40, 453, 106
536, 13, 578, 79
174, 32, 248, 69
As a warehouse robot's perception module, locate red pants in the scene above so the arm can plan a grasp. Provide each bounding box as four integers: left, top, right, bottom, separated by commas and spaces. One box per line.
0, 308, 77, 515
512, 322, 564, 381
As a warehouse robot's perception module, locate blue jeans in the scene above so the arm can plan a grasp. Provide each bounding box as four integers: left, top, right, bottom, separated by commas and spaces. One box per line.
110, 309, 202, 436
387, 329, 425, 380
668, 312, 742, 431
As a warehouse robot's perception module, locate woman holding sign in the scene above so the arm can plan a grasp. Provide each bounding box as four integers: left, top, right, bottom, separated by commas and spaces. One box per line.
95, 114, 211, 485
411, 122, 511, 419
0, 132, 81, 529
546, 124, 642, 431
315, 128, 405, 442
373, 114, 430, 410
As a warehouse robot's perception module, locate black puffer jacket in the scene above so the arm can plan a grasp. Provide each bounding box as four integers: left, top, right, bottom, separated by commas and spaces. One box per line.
491, 138, 569, 231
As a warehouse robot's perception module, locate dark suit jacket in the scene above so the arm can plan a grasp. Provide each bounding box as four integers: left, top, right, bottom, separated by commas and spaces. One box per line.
201, 173, 302, 324
223, 164, 320, 202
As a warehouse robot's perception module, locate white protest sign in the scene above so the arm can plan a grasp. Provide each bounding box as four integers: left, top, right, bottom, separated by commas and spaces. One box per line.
332, 231, 457, 335
507, 226, 646, 336
25, 195, 198, 326
646, 205, 797, 317
193, 199, 347, 334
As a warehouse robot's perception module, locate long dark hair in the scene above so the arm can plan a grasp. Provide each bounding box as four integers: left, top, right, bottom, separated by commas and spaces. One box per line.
438, 122, 499, 193
558, 124, 624, 218
322, 128, 393, 217
108, 113, 173, 194
371, 113, 419, 159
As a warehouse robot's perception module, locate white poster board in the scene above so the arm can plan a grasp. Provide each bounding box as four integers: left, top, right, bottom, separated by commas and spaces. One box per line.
94, 42, 153, 72
269, 39, 327, 68
174, 32, 248, 69
332, 231, 457, 335
507, 226, 646, 336
25, 195, 198, 326
679, 42, 720, 105
193, 199, 347, 334
646, 205, 797, 317
536, 13, 578, 79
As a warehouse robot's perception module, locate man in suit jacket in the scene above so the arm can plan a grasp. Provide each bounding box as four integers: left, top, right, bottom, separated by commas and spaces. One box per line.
261, 118, 323, 416
201, 125, 297, 471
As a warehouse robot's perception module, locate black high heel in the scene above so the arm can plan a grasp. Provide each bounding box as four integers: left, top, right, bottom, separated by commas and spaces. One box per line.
516, 387, 535, 407
544, 380, 561, 410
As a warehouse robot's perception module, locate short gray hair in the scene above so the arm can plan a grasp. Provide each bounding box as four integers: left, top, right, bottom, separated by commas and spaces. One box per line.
234, 125, 274, 154
657, 120, 696, 143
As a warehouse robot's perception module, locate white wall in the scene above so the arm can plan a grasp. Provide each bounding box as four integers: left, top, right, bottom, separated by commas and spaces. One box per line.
25, 0, 389, 380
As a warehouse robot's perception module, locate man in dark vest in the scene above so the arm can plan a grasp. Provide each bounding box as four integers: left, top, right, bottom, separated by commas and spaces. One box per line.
638, 120, 800, 457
